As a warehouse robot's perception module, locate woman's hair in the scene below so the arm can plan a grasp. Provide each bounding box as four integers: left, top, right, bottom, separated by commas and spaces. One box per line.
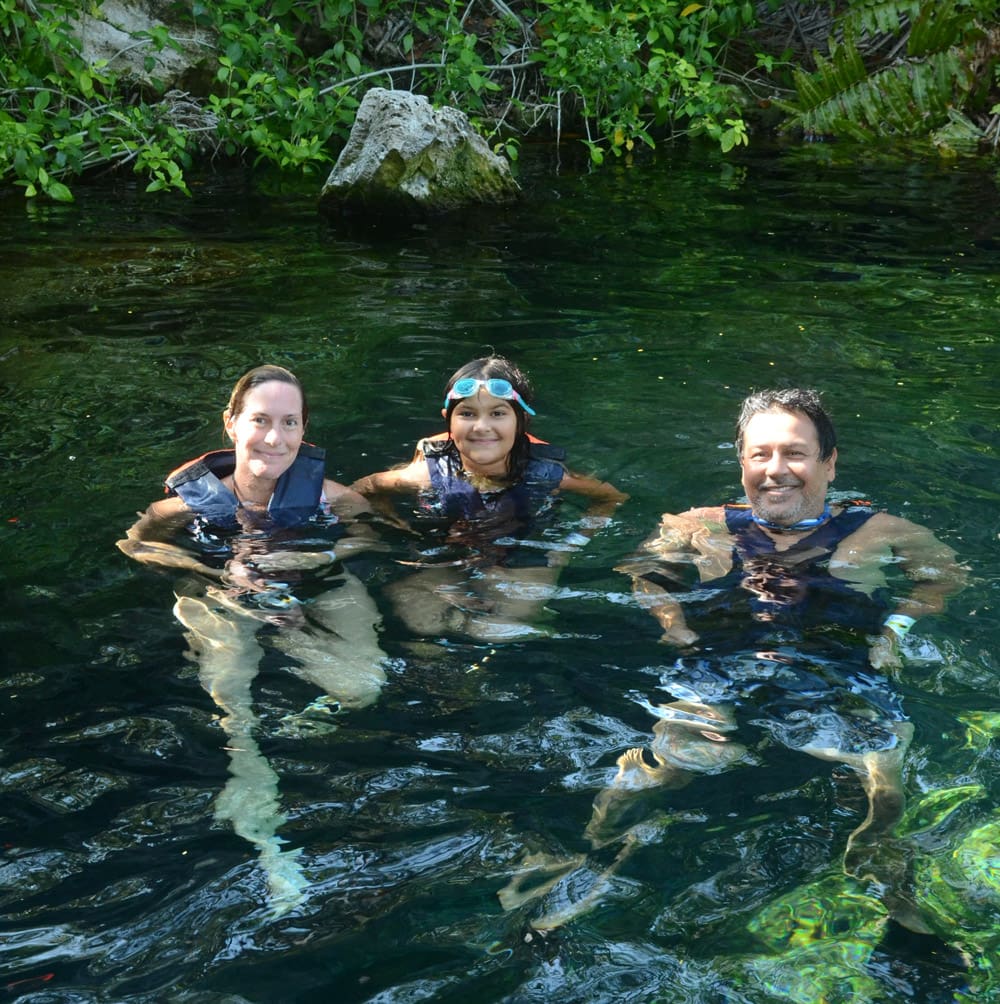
225, 364, 308, 427
443, 356, 535, 480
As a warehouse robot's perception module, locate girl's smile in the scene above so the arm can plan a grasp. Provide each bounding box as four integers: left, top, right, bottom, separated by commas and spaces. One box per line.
447, 391, 518, 477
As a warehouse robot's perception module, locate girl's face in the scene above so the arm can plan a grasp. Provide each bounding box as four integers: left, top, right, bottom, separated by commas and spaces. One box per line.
225, 380, 305, 483
447, 390, 519, 476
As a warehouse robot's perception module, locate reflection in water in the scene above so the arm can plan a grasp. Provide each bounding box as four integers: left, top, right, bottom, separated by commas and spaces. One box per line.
1, 152, 997, 1000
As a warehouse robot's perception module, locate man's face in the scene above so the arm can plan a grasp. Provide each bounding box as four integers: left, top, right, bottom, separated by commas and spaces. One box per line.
739, 408, 837, 527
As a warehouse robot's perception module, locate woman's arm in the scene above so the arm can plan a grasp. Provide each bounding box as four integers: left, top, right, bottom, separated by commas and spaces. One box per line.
116, 496, 225, 579
250, 479, 387, 572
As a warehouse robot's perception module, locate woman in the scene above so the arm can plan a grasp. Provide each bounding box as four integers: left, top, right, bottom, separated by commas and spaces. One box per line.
118, 364, 386, 914
352, 355, 627, 642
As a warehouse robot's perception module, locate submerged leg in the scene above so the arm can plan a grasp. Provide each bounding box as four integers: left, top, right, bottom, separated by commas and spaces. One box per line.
270, 571, 387, 711
498, 703, 744, 931
798, 720, 914, 884
586, 701, 744, 849
174, 592, 307, 915
496, 850, 588, 913
386, 565, 558, 644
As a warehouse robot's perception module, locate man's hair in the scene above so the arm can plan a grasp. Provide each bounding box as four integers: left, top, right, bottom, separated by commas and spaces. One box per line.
735, 388, 837, 461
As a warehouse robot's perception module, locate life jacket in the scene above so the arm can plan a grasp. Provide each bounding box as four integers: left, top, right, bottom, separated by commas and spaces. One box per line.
711, 500, 886, 632
418, 432, 566, 521
164, 444, 326, 529
723, 501, 877, 562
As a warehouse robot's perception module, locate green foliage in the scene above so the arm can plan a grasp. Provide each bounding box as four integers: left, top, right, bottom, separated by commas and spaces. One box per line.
534, 0, 756, 161
4, 0, 999, 200
781, 0, 995, 148
0, 0, 193, 199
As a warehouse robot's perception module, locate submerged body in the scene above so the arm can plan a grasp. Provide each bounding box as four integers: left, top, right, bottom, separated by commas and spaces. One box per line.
353, 358, 626, 643
611, 402, 963, 862
503, 388, 964, 931
118, 367, 386, 913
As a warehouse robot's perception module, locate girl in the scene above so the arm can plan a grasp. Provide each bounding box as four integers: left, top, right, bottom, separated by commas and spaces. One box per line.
118, 364, 386, 913
352, 356, 627, 642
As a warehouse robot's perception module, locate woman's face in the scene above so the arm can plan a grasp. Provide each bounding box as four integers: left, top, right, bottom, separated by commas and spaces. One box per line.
225, 380, 305, 483
447, 390, 519, 476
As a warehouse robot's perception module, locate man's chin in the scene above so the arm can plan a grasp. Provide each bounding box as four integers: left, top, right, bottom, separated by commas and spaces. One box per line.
753, 506, 801, 527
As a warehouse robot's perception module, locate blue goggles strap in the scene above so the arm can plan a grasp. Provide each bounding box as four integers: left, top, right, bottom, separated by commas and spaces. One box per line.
444, 378, 536, 415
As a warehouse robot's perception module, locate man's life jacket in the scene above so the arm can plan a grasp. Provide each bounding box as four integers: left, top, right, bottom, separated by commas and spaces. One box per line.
712, 500, 885, 633
164, 444, 326, 529
723, 501, 877, 562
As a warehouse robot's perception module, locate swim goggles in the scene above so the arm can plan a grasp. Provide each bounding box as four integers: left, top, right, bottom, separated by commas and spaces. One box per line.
443, 377, 536, 415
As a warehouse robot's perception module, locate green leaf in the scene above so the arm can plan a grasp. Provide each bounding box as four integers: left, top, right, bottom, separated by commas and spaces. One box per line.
45, 180, 74, 202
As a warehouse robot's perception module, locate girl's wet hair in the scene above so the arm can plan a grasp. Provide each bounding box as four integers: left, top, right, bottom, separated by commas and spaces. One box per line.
443, 356, 535, 480
225, 364, 308, 427
735, 387, 836, 460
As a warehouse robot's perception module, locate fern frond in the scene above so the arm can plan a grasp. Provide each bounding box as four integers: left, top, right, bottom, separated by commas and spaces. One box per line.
907, 0, 967, 57
785, 49, 970, 138
793, 40, 868, 115
841, 0, 921, 39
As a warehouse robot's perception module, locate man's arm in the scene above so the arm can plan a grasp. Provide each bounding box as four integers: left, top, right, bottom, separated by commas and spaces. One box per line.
619, 508, 728, 647
864, 513, 967, 671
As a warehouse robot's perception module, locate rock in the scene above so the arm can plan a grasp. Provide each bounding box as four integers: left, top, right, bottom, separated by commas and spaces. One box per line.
320, 89, 520, 216
71, 0, 216, 94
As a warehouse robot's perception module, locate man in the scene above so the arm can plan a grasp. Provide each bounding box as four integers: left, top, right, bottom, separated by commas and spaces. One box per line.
603, 387, 965, 875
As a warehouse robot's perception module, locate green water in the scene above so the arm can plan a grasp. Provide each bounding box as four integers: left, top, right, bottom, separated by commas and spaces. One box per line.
2, 146, 999, 1002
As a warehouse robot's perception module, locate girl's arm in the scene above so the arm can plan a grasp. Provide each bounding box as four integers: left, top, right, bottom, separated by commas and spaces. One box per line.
546, 471, 628, 566
350, 457, 430, 496
350, 458, 431, 529
558, 470, 628, 529
323, 478, 373, 518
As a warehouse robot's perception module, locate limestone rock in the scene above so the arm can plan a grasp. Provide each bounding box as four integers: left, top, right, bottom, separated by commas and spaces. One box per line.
71, 0, 216, 94
320, 89, 520, 216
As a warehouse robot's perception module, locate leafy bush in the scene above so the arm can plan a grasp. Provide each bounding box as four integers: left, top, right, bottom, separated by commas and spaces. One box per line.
4, 0, 996, 201
778, 0, 1000, 152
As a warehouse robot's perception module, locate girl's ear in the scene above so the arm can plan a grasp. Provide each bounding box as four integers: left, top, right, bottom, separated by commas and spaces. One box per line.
441, 408, 447, 419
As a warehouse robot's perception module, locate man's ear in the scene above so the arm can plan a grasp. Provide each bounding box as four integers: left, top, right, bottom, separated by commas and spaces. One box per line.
826, 446, 838, 481
223, 409, 235, 442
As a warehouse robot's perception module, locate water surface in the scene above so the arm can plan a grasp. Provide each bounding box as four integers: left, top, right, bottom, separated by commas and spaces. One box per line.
2, 146, 999, 1002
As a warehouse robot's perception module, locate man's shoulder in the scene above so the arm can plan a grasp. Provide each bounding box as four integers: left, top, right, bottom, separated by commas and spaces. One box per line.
843, 508, 922, 536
